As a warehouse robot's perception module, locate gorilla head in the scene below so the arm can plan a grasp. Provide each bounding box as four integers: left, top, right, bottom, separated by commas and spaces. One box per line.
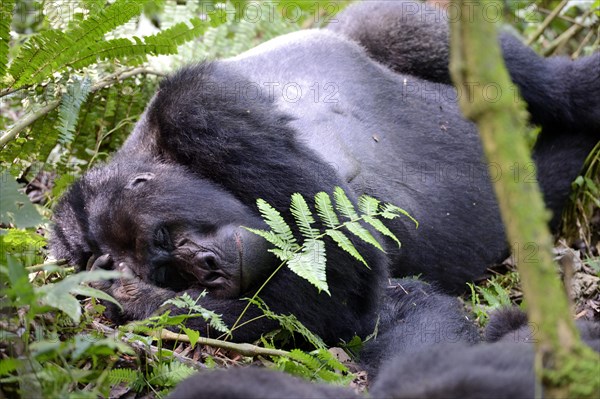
52, 157, 276, 299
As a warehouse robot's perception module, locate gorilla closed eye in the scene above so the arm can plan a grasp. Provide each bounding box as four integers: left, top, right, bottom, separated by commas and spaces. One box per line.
154, 226, 174, 251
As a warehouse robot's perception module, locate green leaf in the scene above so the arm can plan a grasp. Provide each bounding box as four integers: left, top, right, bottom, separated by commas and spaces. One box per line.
255, 198, 298, 249
333, 187, 358, 219
287, 239, 329, 294
0, 358, 19, 376
381, 203, 419, 228
70, 285, 123, 311
345, 222, 383, 251
363, 216, 401, 248
0, 0, 14, 82
325, 229, 367, 266
182, 327, 200, 348
243, 227, 296, 260
290, 193, 319, 239
315, 192, 339, 228
358, 195, 380, 216
36, 269, 122, 323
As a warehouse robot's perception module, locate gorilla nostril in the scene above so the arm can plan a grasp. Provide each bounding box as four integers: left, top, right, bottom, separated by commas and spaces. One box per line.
203, 253, 218, 270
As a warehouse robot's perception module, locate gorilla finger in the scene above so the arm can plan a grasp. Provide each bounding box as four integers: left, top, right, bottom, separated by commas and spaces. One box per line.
90, 254, 113, 270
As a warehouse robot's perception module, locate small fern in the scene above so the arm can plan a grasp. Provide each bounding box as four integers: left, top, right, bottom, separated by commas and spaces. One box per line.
163, 291, 230, 334
246, 187, 417, 294
57, 77, 92, 146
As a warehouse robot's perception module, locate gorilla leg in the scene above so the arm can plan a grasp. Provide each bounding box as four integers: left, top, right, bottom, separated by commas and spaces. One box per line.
331, 1, 600, 229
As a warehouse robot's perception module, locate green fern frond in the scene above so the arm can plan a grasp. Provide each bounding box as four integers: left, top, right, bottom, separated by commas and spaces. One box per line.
255, 199, 298, 249
148, 362, 196, 387
244, 228, 297, 260
333, 186, 359, 219
9, 0, 150, 87
290, 193, 319, 239
0, 0, 14, 82
381, 203, 419, 228
358, 195, 380, 216
314, 348, 349, 373
289, 349, 322, 370
69, 19, 207, 71
315, 191, 339, 227
57, 77, 92, 146
287, 239, 329, 294
363, 216, 401, 248
345, 221, 384, 251
325, 229, 367, 266
250, 297, 327, 349
108, 368, 140, 386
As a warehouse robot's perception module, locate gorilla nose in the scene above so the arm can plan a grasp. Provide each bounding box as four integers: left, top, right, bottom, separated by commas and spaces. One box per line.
198, 252, 218, 271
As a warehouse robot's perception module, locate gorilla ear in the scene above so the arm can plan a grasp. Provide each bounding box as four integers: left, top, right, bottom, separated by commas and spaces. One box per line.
126, 173, 156, 189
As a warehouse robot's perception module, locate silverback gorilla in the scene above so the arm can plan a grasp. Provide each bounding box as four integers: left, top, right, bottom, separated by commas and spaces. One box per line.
51, 1, 600, 344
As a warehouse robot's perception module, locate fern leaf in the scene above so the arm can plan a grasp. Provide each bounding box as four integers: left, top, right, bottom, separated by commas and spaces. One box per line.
287, 239, 329, 294
108, 368, 140, 385
57, 77, 92, 145
333, 186, 359, 219
345, 222, 384, 251
363, 216, 401, 248
149, 362, 196, 387
314, 348, 349, 373
315, 191, 339, 228
0, 0, 14, 82
381, 203, 419, 228
243, 227, 296, 259
249, 297, 326, 349
326, 229, 367, 266
358, 195, 380, 216
289, 349, 322, 370
255, 199, 299, 250
9, 0, 150, 87
290, 193, 319, 239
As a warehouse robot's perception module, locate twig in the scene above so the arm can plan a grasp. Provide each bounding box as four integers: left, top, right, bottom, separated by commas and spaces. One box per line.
542, 8, 595, 56
91, 321, 206, 371
0, 67, 164, 149
572, 29, 595, 58
157, 329, 290, 358
526, 0, 569, 46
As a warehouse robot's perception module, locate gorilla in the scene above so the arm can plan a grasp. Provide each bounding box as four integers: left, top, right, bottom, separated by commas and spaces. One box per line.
51, 1, 600, 344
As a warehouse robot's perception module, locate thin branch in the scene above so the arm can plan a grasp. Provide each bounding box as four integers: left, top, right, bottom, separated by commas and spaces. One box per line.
157, 329, 291, 358
526, 0, 569, 46
0, 67, 164, 149
542, 8, 595, 56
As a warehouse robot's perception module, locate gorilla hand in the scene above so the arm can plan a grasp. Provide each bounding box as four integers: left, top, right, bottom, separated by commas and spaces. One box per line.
87, 254, 177, 324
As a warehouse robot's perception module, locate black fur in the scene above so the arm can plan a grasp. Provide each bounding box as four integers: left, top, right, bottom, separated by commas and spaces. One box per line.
486, 307, 600, 353
52, 1, 599, 343
166, 367, 359, 399
360, 279, 480, 377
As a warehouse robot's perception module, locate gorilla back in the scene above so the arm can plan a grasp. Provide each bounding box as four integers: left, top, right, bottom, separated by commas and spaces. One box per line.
52, 15, 598, 343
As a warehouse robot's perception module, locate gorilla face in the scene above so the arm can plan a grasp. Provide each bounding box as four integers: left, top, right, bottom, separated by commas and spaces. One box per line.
52, 158, 277, 299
